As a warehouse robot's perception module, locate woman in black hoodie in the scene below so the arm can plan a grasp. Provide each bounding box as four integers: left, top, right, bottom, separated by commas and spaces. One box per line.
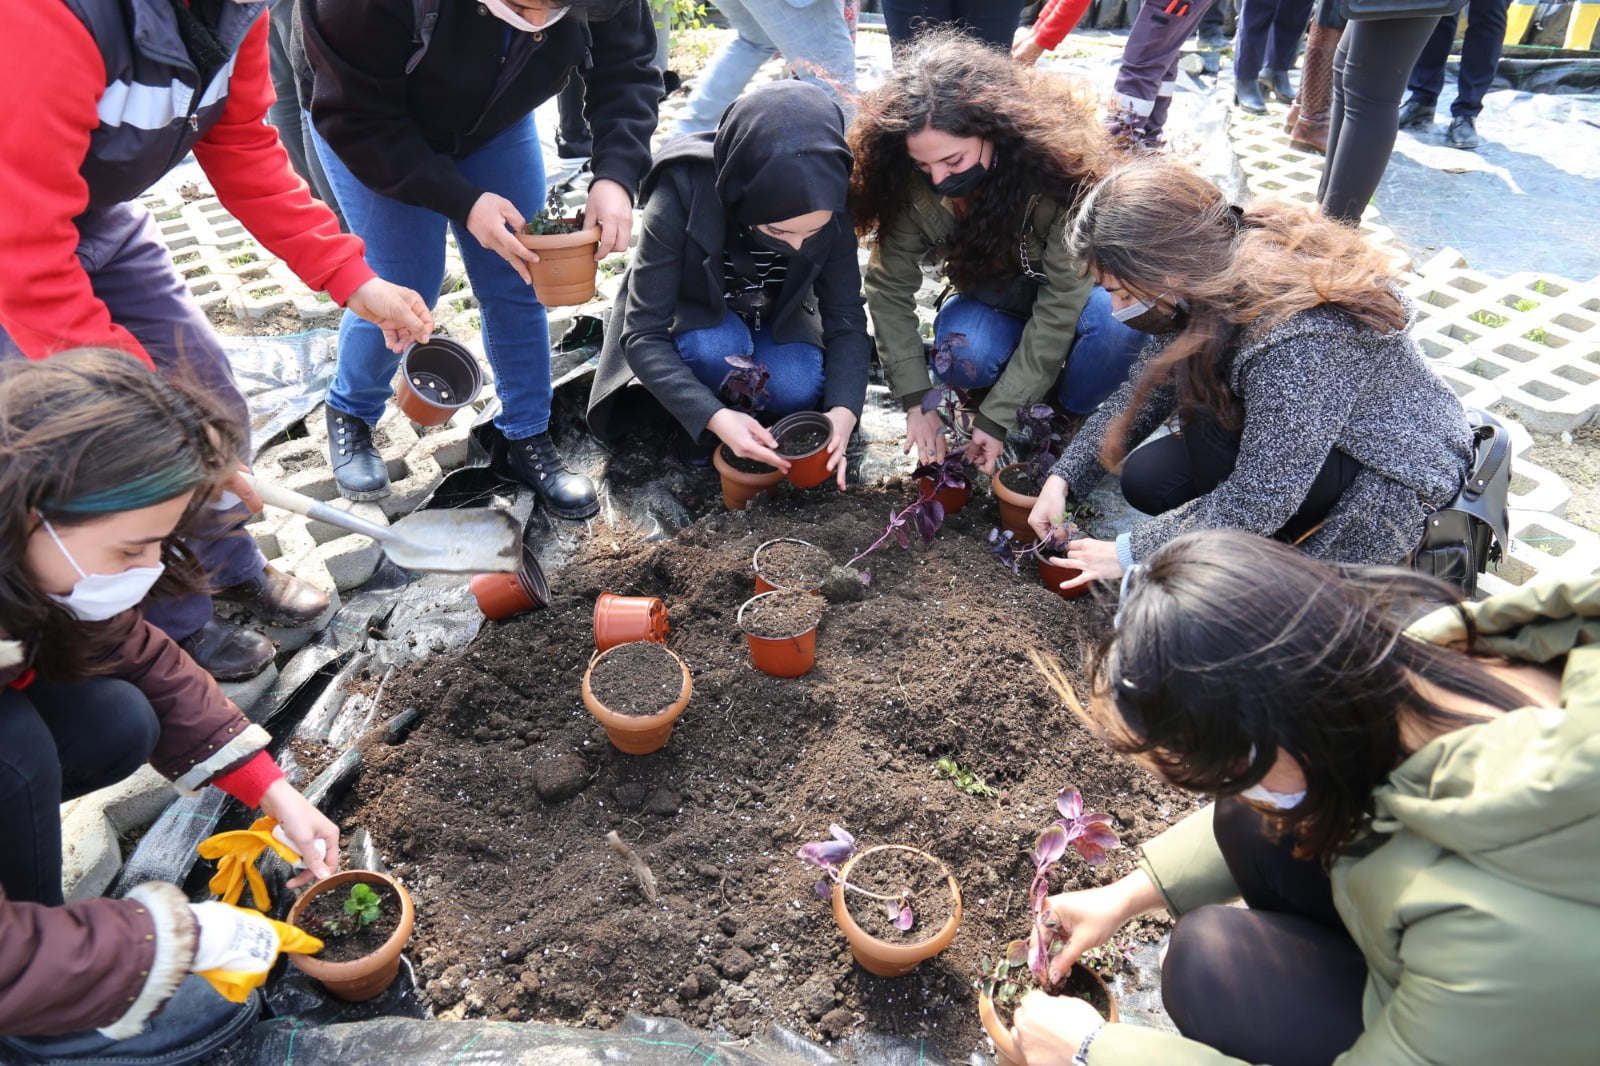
586, 81, 870, 488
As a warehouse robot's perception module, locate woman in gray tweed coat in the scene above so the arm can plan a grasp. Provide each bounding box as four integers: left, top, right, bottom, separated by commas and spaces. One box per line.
1028, 157, 1472, 593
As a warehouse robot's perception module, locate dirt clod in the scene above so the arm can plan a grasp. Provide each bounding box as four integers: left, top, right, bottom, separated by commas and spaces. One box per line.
531, 754, 590, 802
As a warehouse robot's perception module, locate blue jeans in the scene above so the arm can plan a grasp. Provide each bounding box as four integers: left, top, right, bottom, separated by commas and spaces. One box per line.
674, 310, 824, 415
931, 288, 1144, 415
309, 114, 554, 440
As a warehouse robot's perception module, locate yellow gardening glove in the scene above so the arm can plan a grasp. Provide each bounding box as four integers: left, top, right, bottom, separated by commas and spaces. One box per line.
196, 816, 304, 910
189, 901, 325, 1003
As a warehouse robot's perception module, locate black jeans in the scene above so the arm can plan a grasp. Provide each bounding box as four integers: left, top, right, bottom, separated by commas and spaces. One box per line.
1407, 0, 1510, 119
0, 679, 159, 905
880, 0, 1027, 47
1120, 410, 1361, 543
1162, 799, 1368, 1066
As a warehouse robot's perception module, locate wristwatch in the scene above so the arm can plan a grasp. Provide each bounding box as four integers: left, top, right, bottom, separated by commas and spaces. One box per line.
1072, 1022, 1105, 1066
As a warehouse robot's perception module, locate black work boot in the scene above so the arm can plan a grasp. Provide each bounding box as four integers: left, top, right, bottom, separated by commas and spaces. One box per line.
505, 432, 599, 520
326, 406, 389, 501
179, 616, 275, 681
1234, 77, 1268, 114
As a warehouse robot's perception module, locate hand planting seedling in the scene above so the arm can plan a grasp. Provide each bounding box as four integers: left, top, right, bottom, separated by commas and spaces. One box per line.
720, 355, 771, 412
798, 824, 916, 931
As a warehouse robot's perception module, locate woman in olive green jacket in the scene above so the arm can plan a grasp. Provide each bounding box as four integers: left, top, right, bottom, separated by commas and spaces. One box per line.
848, 31, 1143, 474
1015, 528, 1600, 1066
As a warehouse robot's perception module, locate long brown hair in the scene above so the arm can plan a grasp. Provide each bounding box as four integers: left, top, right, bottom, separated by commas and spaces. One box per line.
848, 28, 1110, 291
1087, 530, 1532, 862
0, 350, 242, 678
1069, 157, 1407, 469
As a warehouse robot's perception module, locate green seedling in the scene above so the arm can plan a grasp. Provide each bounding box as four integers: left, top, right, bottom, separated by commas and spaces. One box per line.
1468, 309, 1508, 328
935, 754, 999, 798
345, 883, 383, 928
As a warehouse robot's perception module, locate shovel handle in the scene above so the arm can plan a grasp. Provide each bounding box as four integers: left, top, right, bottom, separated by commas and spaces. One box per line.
249, 476, 392, 543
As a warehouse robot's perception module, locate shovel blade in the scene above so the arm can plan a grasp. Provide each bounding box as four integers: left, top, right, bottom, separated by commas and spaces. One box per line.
382, 508, 522, 573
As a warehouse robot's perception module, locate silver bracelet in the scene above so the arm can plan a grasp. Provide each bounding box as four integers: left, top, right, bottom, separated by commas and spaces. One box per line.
1072, 1022, 1105, 1066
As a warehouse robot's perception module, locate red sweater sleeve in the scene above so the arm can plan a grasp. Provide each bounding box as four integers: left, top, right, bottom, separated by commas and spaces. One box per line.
192, 17, 374, 305
0, 4, 154, 366
1033, 0, 1094, 51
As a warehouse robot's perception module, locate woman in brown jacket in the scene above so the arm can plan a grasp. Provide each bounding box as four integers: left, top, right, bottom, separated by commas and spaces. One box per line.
0, 351, 341, 1064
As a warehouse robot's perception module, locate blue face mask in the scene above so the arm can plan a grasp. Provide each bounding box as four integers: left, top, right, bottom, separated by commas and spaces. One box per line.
42, 520, 164, 622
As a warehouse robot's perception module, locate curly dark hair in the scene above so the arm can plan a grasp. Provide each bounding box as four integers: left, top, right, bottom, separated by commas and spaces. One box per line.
847, 29, 1110, 292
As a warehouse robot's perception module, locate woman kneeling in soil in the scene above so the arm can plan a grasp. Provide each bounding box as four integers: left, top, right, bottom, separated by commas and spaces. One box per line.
1016, 529, 1600, 1066
0, 351, 340, 1062
849, 30, 1145, 476
1028, 157, 1472, 593
587, 81, 869, 489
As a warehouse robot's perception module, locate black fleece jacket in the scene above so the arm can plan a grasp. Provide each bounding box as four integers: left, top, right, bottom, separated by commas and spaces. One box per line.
295, 0, 660, 225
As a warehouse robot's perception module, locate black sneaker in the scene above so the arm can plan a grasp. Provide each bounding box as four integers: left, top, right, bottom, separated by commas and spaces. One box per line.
326, 407, 389, 501
505, 432, 599, 519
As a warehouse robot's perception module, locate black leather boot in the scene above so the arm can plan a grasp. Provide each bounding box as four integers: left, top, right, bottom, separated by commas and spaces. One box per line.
179, 616, 275, 681
1398, 95, 1434, 131
505, 432, 599, 520
326, 406, 389, 501
1234, 77, 1268, 114
1264, 69, 1295, 104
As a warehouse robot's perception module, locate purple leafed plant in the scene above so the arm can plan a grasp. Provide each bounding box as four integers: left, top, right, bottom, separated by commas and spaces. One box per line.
845, 449, 973, 568
720, 355, 771, 412
1014, 402, 1078, 488
929, 332, 980, 394
798, 825, 915, 931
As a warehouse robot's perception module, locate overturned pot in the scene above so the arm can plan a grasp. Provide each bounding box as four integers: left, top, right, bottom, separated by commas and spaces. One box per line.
581, 640, 692, 755
286, 870, 416, 1003
397, 339, 483, 427
713, 444, 785, 511
470, 546, 551, 621
832, 844, 961, 978
771, 411, 833, 489
594, 592, 669, 651
517, 222, 601, 307
738, 589, 823, 678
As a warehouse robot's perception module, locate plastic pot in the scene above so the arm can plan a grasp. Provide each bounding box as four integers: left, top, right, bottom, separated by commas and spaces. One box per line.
831, 844, 961, 978
470, 548, 552, 621
752, 537, 829, 595
771, 411, 833, 489
581, 643, 693, 755
992, 463, 1040, 546
396, 339, 483, 427
979, 964, 1118, 1066
1038, 556, 1091, 600
737, 591, 819, 678
918, 477, 971, 515
286, 870, 415, 1003
593, 592, 669, 651
516, 224, 601, 306
713, 444, 784, 511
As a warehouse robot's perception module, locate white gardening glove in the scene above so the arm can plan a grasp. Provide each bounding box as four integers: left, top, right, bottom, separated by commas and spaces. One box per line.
189, 901, 323, 1002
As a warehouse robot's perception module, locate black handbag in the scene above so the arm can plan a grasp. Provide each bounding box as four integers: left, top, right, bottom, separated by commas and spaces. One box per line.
1410, 408, 1511, 597
1341, 0, 1466, 21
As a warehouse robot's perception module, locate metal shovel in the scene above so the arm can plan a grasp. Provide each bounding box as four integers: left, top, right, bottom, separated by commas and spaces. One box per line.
250, 476, 521, 573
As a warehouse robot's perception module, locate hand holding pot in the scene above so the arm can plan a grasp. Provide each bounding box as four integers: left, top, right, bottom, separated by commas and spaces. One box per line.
708, 408, 790, 471
1048, 537, 1122, 594
346, 278, 434, 354
258, 778, 340, 888
467, 192, 542, 284
1037, 871, 1163, 986
1013, 988, 1106, 1065
584, 179, 634, 258
1028, 475, 1071, 542
824, 406, 856, 490
966, 426, 1005, 475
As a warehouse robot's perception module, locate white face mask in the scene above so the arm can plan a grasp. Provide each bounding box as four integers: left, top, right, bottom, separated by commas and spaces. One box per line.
43, 520, 165, 622
481, 0, 570, 32
1240, 783, 1307, 810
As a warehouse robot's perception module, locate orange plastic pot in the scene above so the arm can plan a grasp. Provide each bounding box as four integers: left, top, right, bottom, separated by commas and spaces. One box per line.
1038, 556, 1090, 600
979, 965, 1118, 1065
772, 411, 833, 489
992, 463, 1040, 546
831, 845, 961, 978
517, 224, 601, 306
737, 591, 818, 678
752, 537, 827, 595
287, 870, 415, 1003
713, 444, 784, 511
581, 643, 693, 755
470, 549, 551, 621
396, 339, 482, 426
918, 477, 971, 515
593, 592, 669, 651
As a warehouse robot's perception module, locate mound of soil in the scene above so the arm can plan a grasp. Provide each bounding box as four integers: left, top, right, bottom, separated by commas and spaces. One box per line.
339, 479, 1195, 1056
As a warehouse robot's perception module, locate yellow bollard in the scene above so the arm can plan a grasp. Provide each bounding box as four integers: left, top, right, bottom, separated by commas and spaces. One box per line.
1504, 0, 1537, 45
1564, 1, 1600, 49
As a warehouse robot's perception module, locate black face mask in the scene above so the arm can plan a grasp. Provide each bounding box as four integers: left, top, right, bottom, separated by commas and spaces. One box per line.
744, 226, 825, 258
923, 157, 991, 198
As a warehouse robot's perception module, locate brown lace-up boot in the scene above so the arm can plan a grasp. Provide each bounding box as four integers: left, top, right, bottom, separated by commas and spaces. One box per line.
1287, 23, 1342, 154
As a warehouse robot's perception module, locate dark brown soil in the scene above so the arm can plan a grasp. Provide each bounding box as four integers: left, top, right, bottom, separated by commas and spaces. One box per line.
841, 847, 955, 944
719, 444, 777, 475
998, 465, 1043, 498
1061, 963, 1112, 1015
776, 426, 829, 456
338, 481, 1195, 1054
295, 880, 402, 963
755, 539, 835, 591
588, 641, 685, 716
739, 588, 825, 638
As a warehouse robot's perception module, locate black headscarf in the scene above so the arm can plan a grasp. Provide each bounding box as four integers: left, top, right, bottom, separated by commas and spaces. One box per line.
712, 82, 852, 226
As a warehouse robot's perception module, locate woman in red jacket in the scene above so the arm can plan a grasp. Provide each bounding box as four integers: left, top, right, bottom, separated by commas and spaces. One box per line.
0, 351, 340, 1064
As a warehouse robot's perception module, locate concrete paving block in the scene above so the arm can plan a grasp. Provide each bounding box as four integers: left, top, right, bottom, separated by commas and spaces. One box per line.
61, 766, 177, 902
1508, 509, 1600, 575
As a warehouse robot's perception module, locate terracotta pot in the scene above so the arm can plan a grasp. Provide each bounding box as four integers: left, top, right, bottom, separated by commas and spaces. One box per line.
286, 870, 415, 1003
713, 444, 784, 511
581, 643, 693, 755
830, 844, 961, 978
771, 411, 833, 489
470, 548, 551, 621
918, 476, 971, 515
593, 592, 669, 651
396, 339, 482, 427
1038, 556, 1090, 600
992, 463, 1040, 546
516, 224, 601, 307
979, 965, 1119, 1065
737, 591, 819, 678
752, 537, 828, 595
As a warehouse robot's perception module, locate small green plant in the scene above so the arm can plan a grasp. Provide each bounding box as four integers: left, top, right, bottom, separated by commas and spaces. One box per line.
345, 883, 382, 926
1510, 296, 1538, 312
935, 754, 999, 798
651, 0, 707, 28
1468, 309, 1509, 328
523, 187, 583, 236
1525, 327, 1551, 345
1532, 279, 1552, 295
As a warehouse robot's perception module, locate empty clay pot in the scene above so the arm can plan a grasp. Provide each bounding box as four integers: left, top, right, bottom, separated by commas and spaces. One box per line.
287, 870, 415, 1003
713, 444, 784, 511
771, 411, 833, 489
1038, 556, 1090, 600
470, 548, 551, 621
831, 844, 962, 978
517, 224, 601, 306
581, 643, 693, 755
396, 339, 482, 427
992, 462, 1041, 546
593, 592, 669, 651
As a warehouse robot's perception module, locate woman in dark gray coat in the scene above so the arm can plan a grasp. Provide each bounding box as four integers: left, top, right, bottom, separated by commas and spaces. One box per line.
586, 82, 869, 487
